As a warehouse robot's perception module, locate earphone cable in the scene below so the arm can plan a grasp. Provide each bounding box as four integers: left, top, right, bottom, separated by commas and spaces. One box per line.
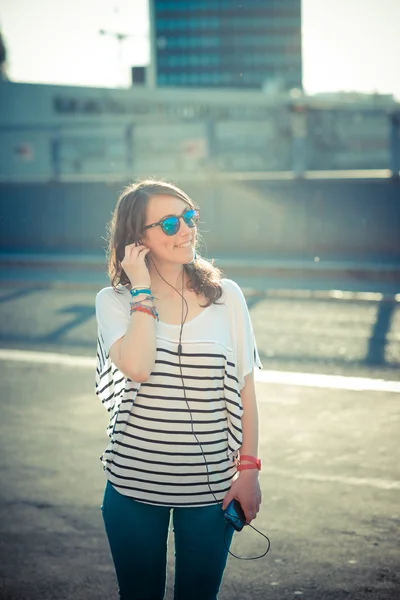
224, 522, 271, 560
149, 258, 269, 559
150, 259, 221, 505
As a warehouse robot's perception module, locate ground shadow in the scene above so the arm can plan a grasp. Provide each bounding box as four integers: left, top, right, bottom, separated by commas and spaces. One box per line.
365, 295, 398, 366
40, 305, 95, 342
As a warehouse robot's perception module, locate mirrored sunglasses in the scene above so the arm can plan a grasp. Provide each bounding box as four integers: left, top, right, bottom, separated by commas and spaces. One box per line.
143, 208, 200, 236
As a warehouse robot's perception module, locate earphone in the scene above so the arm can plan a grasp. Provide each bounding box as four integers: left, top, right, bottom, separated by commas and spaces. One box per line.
149, 254, 270, 560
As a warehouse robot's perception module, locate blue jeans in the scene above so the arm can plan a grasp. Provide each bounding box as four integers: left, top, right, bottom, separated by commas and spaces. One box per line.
101, 480, 235, 600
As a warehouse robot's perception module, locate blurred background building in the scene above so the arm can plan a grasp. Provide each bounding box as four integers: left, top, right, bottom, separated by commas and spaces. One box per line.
150, 0, 302, 91
0, 1, 399, 261
0, 82, 397, 181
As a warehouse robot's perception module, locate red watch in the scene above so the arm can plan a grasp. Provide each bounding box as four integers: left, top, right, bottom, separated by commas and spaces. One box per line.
236, 455, 262, 471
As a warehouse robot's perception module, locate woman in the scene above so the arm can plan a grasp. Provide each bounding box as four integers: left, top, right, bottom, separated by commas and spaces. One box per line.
95, 179, 262, 600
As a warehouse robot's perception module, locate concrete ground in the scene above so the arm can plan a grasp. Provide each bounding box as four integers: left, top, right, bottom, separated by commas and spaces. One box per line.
0, 278, 399, 600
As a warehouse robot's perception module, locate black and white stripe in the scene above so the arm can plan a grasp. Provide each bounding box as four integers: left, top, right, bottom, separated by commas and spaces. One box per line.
96, 338, 243, 507
95, 277, 262, 507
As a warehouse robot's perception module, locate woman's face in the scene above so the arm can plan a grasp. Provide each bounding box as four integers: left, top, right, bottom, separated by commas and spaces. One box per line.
141, 194, 196, 265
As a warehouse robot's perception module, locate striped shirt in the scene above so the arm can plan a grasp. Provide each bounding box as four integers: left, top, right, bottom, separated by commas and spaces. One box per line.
95, 278, 262, 507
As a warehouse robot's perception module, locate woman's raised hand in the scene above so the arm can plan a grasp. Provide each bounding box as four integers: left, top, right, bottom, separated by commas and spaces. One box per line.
121, 242, 151, 288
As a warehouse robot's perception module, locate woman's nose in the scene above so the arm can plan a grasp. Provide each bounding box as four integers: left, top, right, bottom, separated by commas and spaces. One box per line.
178, 217, 192, 235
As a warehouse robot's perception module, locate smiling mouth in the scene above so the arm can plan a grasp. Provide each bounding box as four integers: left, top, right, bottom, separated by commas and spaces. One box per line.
175, 240, 192, 248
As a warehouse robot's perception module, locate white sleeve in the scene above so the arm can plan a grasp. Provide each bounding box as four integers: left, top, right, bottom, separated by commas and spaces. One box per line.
95, 287, 131, 355
222, 279, 263, 390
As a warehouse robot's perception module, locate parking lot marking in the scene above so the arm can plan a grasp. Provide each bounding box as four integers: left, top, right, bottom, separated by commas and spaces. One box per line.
0, 348, 96, 368
263, 468, 400, 490
256, 369, 400, 393
1, 348, 399, 394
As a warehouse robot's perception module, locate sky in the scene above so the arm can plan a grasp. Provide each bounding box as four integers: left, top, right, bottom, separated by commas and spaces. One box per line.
1, 0, 399, 98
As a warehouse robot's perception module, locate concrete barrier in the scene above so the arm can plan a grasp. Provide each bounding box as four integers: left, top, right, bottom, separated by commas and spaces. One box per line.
0, 177, 399, 263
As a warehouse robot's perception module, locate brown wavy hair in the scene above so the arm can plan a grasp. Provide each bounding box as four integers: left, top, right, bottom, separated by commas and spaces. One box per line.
107, 179, 224, 307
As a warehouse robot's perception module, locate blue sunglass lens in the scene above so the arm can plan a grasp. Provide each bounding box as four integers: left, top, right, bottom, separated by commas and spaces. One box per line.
183, 209, 199, 227
161, 209, 199, 235
162, 217, 180, 236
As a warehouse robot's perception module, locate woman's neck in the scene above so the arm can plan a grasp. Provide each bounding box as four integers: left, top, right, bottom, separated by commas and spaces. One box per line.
148, 262, 188, 297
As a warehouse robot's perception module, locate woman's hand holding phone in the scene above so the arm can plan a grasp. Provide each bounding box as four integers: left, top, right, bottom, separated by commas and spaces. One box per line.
122, 242, 151, 288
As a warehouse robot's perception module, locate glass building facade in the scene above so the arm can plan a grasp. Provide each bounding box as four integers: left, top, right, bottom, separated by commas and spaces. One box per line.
152, 0, 302, 90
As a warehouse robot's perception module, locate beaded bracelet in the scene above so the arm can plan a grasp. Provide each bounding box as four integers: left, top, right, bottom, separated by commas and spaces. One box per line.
130, 304, 159, 321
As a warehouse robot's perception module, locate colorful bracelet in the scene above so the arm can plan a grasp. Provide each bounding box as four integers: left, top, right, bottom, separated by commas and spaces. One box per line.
236, 463, 260, 471
130, 287, 152, 298
129, 296, 155, 307
237, 455, 262, 471
130, 304, 159, 321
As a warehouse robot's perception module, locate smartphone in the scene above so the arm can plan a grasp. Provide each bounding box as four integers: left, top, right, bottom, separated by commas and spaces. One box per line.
224, 499, 246, 532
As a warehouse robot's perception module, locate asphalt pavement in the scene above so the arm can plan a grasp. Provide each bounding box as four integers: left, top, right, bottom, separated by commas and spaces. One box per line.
0, 270, 399, 600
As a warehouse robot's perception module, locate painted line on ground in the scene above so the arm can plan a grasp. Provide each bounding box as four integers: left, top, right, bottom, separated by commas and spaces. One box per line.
263, 468, 400, 491
0, 348, 96, 368
256, 369, 400, 393
0, 348, 399, 394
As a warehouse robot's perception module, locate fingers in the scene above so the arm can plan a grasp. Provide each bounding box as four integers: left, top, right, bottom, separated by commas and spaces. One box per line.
244, 511, 253, 524
243, 501, 261, 523
125, 242, 146, 253
221, 491, 234, 512
123, 243, 150, 261
244, 508, 255, 523
136, 246, 150, 256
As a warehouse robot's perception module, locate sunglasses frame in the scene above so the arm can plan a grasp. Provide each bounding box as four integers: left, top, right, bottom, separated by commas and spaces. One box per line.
142, 207, 200, 236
